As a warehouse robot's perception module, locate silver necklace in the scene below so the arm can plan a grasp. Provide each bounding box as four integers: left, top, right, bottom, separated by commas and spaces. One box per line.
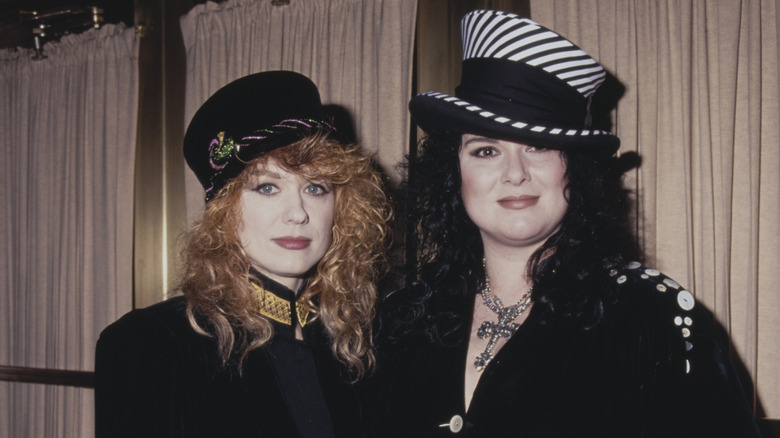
474, 263, 532, 371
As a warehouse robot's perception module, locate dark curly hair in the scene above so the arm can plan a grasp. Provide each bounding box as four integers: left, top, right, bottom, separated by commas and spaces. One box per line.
384, 131, 640, 345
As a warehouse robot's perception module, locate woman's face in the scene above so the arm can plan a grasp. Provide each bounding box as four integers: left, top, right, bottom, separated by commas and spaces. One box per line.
459, 134, 568, 253
238, 161, 335, 291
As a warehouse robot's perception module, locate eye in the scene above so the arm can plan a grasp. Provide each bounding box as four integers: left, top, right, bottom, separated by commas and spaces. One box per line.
252, 183, 278, 195
304, 183, 330, 196
524, 145, 548, 153
471, 146, 499, 158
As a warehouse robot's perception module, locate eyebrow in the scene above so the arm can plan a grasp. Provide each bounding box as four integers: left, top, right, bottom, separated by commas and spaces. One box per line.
462, 136, 500, 146
256, 168, 283, 179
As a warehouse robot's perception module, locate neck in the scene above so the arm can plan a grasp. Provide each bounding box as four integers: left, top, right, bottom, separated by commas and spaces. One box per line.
250, 268, 306, 296
284, 278, 304, 294
482, 247, 536, 302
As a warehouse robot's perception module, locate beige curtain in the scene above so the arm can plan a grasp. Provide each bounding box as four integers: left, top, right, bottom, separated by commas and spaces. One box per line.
0, 24, 139, 437
180, 0, 418, 223
530, 0, 780, 419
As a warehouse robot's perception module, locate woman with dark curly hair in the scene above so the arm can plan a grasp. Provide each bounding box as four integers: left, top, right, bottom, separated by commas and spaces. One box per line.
95, 71, 391, 438
372, 10, 761, 438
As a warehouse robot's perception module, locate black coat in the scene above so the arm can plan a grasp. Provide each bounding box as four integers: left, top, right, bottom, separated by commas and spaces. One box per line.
371, 263, 762, 437
95, 290, 368, 438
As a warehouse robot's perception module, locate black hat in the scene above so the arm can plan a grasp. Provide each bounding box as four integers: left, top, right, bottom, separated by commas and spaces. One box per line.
409, 10, 619, 155
184, 70, 333, 201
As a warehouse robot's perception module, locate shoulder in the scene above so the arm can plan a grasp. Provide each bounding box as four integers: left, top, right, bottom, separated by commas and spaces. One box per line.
99, 295, 189, 337
608, 261, 696, 314
604, 261, 712, 374
602, 263, 762, 435
94, 295, 222, 394
96, 296, 206, 357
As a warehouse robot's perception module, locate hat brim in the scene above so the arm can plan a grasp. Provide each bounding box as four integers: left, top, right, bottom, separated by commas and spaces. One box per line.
410, 91, 620, 155
200, 120, 335, 201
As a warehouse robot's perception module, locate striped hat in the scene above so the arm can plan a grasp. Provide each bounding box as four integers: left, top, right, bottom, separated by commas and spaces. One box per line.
409, 10, 619, 154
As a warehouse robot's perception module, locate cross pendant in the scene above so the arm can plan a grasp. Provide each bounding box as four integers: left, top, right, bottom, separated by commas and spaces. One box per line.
474, 315, 519, 370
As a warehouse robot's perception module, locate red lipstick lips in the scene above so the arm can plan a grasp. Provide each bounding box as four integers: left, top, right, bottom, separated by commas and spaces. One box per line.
498, 195, 539, 209
272, 237, 312, 250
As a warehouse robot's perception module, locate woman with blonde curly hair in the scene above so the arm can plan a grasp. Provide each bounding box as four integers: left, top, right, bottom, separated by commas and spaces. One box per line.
95, 71, 391, 438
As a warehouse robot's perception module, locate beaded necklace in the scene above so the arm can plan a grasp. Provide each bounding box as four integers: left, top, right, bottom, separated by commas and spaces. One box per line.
474, 262, 532, 371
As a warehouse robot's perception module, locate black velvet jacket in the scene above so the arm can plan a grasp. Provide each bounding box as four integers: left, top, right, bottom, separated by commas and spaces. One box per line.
95, 276, 368, 438
371, 263, 762, 437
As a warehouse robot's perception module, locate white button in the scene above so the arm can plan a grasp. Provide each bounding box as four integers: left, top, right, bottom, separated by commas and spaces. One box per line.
684, 317, 693, 326
663, 278, 680, 289
674, 316, 683, 326
445, 415, 463, 433
627, 261, 641, 269
677, 290, 695, 311
645, 269, 660, 276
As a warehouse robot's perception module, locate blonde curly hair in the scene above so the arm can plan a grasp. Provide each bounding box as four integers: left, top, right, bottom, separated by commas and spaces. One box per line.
180, 131, 391, 378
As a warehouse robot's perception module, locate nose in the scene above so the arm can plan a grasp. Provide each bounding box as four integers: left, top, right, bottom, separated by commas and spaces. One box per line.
283, 193, 309, 224
502, 152, 529, 185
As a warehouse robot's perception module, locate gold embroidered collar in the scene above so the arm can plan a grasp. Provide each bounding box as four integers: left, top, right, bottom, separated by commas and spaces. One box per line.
250, 281, 311, 327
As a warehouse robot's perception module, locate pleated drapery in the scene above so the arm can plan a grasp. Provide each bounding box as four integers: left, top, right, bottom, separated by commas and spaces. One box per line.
0, 24, 139, 437
530, 0, 780, 419
180, 0, 418, 223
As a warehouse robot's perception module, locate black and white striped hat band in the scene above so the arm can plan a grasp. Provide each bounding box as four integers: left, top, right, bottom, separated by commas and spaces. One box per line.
409, 10, 620, 154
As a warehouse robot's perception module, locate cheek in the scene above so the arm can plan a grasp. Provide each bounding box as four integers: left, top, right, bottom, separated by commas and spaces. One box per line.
238, 200, 271, 244
313, 199, 336, 234
558, 172, 569, 203
551, 172, 569, 215
460, 167, 495, 229
543, 155, 568, 198
240, 203, 267, 229
238, 215, 264, 246
458, 165, 482, 204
